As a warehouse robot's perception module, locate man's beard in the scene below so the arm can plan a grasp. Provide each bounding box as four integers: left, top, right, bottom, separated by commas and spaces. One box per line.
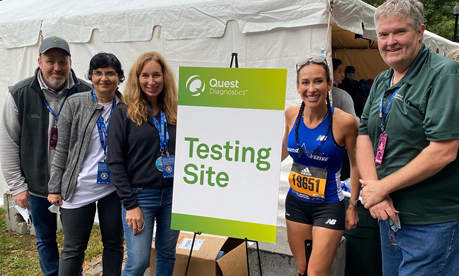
47, 76, 66, 89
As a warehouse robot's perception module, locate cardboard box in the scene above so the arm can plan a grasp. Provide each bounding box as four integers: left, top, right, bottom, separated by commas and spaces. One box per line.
151, 232, 247, 276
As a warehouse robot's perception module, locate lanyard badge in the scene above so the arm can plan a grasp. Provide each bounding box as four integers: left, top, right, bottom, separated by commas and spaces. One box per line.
97, 161, 111, 184
150, 106, 174, 178
50, 126, 58, 150
375, 88, 399, 164
92, 90, 116, 184
41, 90, 71, 150
92, 90, 116, 154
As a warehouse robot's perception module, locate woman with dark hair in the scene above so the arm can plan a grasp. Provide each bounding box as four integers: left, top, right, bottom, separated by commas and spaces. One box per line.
331, 58, 357, 182
48, 52, 125, 276
106, 51, 180, 276
331, 58, 356, 119
332, 58, 345, 86
281, 57, 360, 276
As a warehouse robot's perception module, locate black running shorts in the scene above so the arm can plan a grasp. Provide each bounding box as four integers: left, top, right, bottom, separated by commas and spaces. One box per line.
285, 193, 345, 230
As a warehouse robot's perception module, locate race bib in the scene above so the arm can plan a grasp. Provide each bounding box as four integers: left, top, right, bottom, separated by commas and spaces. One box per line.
289, 162, 327, 199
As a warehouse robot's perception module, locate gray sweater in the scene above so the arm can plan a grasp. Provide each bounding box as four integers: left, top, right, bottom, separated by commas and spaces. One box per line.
48, 91, 120, 200
331, 86, 358, 121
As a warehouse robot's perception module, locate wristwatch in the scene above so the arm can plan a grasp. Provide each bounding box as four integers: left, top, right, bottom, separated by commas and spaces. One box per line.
349, 199, 362, 207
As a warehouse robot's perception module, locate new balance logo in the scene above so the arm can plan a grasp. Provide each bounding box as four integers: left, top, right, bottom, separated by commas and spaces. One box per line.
325, 219, 337, 225
300, 167, 311, 176
316, 135, 326, 141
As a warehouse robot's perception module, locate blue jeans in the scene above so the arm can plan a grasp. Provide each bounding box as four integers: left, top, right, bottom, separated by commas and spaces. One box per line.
59, 191, 124, 276
29, 194, 59, 276
380, 219, 459, 276
122, 187, 180, 276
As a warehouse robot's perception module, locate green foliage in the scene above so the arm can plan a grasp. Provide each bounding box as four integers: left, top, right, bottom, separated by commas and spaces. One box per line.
361, 0, 458, 41
0, 208, 105, 275
362, 0, 385, 6
422, 0, 456, 41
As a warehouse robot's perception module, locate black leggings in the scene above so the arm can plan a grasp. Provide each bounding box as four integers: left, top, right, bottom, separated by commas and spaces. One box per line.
59, 191, 124, 276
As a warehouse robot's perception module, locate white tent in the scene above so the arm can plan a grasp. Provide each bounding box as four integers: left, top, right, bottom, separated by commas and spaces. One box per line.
0, 0, 458, 216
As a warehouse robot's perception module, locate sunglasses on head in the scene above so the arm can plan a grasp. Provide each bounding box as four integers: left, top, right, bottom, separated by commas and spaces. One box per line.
295, 56, 327, 71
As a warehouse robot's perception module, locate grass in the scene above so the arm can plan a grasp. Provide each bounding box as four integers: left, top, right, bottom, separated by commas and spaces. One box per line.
0, 207, 104, 276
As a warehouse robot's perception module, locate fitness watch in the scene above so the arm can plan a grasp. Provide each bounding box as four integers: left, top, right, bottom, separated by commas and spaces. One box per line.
349, 199, 362, 207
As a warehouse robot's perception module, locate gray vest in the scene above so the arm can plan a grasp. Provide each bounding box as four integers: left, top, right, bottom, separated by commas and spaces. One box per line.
10, 69, 91, 196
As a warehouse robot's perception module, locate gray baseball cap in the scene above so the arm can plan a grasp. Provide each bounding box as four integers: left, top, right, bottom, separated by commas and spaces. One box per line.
39, 36, 71, 56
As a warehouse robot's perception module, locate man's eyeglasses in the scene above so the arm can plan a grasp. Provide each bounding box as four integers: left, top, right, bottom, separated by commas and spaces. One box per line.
295, 56, 327, 71
387, 212, 421, 247
92, 70, 118, 78
387, 218, 400, 246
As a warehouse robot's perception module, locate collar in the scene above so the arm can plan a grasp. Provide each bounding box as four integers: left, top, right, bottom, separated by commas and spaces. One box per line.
37, 70, 75, 96
89, 91, 120, 110
31, 67, 79, 94
381, 44, 429, 88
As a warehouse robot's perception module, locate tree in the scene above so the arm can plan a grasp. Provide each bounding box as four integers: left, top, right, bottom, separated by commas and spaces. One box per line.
361, 0, 456, 41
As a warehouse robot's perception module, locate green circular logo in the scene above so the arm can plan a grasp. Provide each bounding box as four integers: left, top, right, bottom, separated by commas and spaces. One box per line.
186, 75, 205, 96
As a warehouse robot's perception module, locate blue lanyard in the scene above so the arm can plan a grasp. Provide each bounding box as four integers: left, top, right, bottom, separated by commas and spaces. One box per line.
40, 90, 71, 126
92, 90, 116, 153
379, 88, 399, 132
148, 105, 169, 155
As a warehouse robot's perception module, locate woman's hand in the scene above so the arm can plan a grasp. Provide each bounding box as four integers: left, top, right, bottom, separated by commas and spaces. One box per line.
126, 207, 144, 236
345, 205, 359, 230
47, 194, 63, 206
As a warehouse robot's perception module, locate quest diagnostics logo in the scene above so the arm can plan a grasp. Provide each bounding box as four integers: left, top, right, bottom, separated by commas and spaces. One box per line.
185, 73, 247, 97
186, 75, 205, 96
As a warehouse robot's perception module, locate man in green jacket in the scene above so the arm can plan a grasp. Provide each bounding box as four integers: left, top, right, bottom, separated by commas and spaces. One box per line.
356, 0, 459, 275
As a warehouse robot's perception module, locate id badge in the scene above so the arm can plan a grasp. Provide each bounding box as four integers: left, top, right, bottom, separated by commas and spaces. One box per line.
288, 162, 327, 200
49, 126, 58, 150
375, 133, 387, 164
97, 161, 111, 184
155, 156, 163, 172
162, 155, 175, 178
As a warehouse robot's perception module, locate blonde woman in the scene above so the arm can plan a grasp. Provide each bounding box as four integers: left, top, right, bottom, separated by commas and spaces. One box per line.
106, 51, 179, 276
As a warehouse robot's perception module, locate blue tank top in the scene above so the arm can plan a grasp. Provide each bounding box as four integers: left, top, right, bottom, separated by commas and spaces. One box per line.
287, 107, 345, 203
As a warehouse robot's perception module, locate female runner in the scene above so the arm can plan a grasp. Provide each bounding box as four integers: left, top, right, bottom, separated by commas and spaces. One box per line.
281, 57, 360, 276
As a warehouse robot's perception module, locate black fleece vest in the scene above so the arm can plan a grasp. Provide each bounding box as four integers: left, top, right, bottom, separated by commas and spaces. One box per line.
10, 71, 91, 196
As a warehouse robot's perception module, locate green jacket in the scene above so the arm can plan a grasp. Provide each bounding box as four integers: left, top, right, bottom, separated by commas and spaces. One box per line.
359, 44, 459, 225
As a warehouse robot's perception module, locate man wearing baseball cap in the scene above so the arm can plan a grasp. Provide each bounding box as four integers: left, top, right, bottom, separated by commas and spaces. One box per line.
0, 36, 91, 275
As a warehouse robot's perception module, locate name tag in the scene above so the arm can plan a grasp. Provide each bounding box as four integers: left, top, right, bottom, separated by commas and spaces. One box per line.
49, 126, 58, 150
97, 161, 111, 184
375, 133, 387, 164
162, 155, 175, 178
288, 162, 327, 199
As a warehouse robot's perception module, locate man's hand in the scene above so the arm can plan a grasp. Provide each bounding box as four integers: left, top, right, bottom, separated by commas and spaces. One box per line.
47, 194, 63, 207
368, 197, 399, 223
13, 191, 30, 209
360, 179, 388, 209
